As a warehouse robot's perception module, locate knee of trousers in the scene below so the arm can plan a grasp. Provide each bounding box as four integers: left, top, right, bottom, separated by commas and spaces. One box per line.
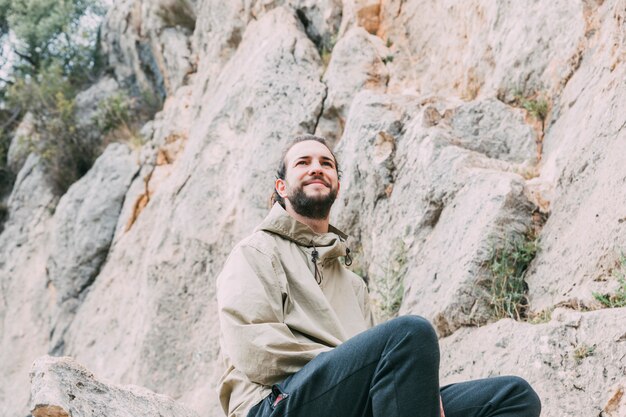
385, 315, 439, 350
501, 375, 542, 417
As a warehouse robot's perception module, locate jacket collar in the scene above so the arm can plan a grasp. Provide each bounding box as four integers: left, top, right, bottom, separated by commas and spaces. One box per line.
257, 203, 348, 248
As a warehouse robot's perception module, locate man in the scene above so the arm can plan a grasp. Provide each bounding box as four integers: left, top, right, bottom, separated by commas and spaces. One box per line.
216, 135, 541, 417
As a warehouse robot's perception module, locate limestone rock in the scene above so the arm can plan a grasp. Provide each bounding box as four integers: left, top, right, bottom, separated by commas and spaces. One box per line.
47, 143, 138, 303
524, 0, 626, 312
335, 91, 534, 331
379, 0, 588, 98
440, 308, 626, 417
7, 112, 37, 174
30, 356, 199, 417
101, 0, 195, 97
316, 27, 389, 143
448, 98, 537, 163
0, 155, 57, 417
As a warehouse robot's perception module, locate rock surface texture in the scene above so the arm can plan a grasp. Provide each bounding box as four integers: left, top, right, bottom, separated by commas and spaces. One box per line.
0, 1, 625, 417
30, 356, 199, 417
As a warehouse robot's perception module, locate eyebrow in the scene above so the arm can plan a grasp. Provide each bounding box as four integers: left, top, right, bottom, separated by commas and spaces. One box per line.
292, 155, 335, 164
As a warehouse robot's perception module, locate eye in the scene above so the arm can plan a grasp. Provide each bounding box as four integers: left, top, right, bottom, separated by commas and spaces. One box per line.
296, 160, 307, 166
323, 161, 334, 167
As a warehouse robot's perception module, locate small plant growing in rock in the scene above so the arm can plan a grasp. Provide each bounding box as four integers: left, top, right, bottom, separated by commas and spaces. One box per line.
319, 34, 338, 68
486, 232, 539, 321
508, 89, 550, 161
572, 344, 595, 363
93, 89, 160, 149
593, 253, 626, 308
381, 54, 394, 64
521, 97, 549, 123
527, 307, 553, 324
373, 240, 407, 321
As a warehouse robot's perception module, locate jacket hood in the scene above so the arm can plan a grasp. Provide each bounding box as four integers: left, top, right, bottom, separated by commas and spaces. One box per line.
257, 203, 348, 248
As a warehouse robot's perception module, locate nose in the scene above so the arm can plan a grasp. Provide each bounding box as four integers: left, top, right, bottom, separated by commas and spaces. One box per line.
308, 159, 323, 175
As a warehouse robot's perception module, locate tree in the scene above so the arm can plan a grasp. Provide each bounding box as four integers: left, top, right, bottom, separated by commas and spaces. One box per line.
2, 0, 105, 81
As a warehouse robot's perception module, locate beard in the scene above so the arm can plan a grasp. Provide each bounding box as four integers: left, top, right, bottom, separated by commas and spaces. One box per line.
287, 182, 338, 220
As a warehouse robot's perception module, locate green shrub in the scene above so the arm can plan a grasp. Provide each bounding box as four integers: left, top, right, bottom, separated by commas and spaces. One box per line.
486, 233, 539, 321
6, 65, 99, 194
94, 92, 134, 135
593, 253, 626, 308
93, 89, 161, 148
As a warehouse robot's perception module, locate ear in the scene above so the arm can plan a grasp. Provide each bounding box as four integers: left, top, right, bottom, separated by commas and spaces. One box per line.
275, 178, 287, 198
336, 180, 341, 196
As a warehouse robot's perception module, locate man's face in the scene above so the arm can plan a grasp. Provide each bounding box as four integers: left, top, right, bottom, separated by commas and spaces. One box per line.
276, 140, 340, 220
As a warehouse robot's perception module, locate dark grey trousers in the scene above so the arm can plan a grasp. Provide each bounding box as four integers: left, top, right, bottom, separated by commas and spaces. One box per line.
248, 316, 541, 417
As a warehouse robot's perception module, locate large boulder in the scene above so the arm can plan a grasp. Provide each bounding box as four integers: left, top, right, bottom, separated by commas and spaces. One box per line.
30, 356, 199, 417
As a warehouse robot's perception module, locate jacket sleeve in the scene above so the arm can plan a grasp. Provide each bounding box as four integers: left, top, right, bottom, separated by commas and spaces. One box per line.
216, 243, 330, 386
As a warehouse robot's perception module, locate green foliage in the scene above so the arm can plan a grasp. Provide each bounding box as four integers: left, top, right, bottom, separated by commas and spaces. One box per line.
522, 98, 548, 122
0, 0, 10, 36
486, 233, 539, 321
593, 253, 626, 308
2, 0, 105, 80
5, 64, 98, 194
0, 0, 111, 195
319, 34, 338, 68
94, 92, 134, 134
511, 90, 549, 122
92, 89, 161, 148
373, 240, 407, 321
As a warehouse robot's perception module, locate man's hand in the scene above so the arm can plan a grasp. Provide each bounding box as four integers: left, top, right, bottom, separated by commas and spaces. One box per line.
440, 395, 446, 417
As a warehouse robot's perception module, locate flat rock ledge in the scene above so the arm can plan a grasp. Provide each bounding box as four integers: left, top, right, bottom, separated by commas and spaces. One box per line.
30, 356, 199, 417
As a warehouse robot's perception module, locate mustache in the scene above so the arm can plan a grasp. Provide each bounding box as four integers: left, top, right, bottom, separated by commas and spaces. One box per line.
303, 176, 330, 187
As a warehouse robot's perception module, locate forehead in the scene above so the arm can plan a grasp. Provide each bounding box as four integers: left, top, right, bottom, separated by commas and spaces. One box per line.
284, 140, 335, 164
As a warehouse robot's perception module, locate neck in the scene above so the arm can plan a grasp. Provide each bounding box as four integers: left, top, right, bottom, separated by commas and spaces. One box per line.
284, 204, 330, 234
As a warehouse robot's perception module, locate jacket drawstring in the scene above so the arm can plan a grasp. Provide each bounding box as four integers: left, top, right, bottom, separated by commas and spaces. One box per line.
345, 247, 353, 266
311, 244, 323, 285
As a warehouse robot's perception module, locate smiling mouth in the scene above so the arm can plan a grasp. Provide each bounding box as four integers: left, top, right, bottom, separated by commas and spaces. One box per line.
304, 180, 330, 187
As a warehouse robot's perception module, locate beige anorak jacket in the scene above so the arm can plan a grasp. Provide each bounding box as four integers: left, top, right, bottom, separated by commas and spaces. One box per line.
216, 204, 375, 417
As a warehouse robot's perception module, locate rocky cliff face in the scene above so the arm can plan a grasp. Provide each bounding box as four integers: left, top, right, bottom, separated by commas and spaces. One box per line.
1, 1, 625, 416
